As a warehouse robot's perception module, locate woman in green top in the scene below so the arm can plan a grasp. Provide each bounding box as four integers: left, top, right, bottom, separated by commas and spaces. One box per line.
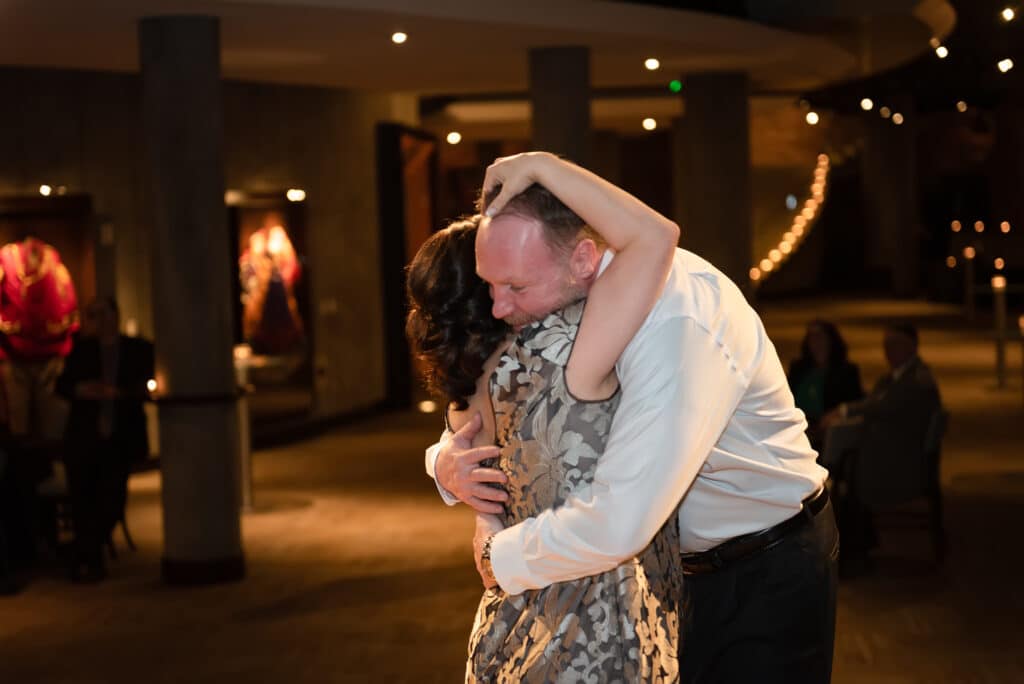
787, 319, 864, 449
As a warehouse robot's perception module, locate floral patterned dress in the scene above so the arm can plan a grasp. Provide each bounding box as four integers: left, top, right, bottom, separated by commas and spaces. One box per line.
466, 300, 682, 683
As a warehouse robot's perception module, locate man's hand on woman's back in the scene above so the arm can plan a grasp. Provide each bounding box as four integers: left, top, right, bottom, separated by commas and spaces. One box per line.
436, 412, 509, 514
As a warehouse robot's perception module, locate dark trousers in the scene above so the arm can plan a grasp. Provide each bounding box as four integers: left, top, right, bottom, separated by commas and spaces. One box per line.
65, 438, 127, 568
679, 502, 840, 683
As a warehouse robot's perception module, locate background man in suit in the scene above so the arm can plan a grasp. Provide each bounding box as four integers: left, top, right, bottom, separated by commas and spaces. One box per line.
56, 297, 153, 581
822, 322, 942, 570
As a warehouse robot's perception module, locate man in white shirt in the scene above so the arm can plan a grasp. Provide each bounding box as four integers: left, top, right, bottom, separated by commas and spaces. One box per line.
427, 152, 837, 682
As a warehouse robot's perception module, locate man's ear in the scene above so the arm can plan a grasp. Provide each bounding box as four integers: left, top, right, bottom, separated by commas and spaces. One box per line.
568, 238, 600, 282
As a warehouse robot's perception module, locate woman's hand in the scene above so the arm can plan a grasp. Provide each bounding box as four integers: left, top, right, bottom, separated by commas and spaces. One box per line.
473, 513, 506, 589
481, 152, 555, 217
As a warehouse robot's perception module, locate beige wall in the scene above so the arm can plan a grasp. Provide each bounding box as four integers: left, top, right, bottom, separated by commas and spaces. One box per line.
0, 66, 418, 418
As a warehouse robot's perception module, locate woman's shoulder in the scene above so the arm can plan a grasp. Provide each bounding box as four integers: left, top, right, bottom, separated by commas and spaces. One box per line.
520, 299, 586, 340
515, 299, 586, 362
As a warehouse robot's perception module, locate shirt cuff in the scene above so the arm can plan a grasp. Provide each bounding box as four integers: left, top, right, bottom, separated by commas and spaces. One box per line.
489, 523, 532, 596
424, 441, 460, 506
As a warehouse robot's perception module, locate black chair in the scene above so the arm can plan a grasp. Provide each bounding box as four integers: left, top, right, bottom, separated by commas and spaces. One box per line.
37, 457, 136, 561
854, 408, 949, 563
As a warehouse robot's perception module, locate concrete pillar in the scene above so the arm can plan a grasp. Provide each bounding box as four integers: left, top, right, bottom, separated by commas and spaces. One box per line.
529, 47, 590, 166
139, 16, 244, 585
673, 73, 752, 289
590, 130, 622, 187
860, 95, 921, 296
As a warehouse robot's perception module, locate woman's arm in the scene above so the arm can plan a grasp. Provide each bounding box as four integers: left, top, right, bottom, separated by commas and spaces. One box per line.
483, 152, 679, 398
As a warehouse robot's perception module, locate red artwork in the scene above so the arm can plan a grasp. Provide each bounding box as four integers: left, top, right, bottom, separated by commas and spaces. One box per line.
0, 237, 80, 360
239, 224, 304, 355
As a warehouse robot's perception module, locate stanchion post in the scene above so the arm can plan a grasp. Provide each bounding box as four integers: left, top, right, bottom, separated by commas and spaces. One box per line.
234, 344, 254, 512
964, 246, 976, 321
993, 276, 1007, 388
1019, 315, 1024, 407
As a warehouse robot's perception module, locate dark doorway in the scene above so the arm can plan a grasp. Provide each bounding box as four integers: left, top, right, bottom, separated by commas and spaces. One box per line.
376, 124, 439, 409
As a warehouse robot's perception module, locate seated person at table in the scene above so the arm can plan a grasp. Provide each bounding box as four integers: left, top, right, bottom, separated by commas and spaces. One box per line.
787, 319, 863, 449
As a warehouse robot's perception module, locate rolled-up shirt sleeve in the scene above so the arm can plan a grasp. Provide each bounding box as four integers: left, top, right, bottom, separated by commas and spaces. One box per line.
424, 430, 460, 506
490, 316, 750, 595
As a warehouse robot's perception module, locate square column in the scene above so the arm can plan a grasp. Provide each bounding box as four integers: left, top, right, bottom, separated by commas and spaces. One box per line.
529, 47, 591, 166
139, 15, 244, 584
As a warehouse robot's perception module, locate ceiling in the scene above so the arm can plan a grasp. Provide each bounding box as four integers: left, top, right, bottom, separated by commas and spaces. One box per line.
0, 0, 957, 140
0, 0, 952, 95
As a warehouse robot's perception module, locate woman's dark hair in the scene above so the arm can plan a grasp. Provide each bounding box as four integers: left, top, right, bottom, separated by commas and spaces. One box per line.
405, 216, 510, 410
798, 319, 849, 367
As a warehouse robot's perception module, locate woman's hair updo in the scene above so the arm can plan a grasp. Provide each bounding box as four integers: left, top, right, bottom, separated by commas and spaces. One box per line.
405, 216, 510, 410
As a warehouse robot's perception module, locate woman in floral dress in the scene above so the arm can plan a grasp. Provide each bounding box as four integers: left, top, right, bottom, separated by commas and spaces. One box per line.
407, 153, 681, 682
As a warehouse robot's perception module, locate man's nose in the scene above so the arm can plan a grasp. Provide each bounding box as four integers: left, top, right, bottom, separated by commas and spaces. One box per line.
491, 291, 513, 319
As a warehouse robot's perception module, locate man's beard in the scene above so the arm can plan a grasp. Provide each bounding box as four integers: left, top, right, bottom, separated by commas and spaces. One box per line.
504, 282, 587, 330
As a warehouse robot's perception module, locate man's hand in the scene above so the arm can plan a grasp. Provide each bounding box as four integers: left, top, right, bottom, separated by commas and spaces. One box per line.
77, 381, 118, 400
474, 513, 505, 589
820, 408, 842, 430
436, 413, 508, 514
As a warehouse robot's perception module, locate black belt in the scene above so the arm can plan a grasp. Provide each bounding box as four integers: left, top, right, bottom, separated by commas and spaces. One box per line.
679, 487, 829, 575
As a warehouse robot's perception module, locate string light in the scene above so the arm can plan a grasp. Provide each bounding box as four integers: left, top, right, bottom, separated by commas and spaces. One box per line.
929, 37, 941, 49
946, 256, 957, 268
956, 100, 968, 113
879, 106, 891, 118
805, 111, 819, 125
998, 58, 1014, 73
860, 98, 874, 111
39, 184, 52, 196
975, 220, 985, 233
1002, 7, 1016, 22
1000, 221, 1011, 233
391, 31, 407, 44
751, 154, 830, 285
644, 58, 660, 71
951, 220, 962, 233
285, 188, 306, 202
642, 118, 657, 131
446, 131, 462, 145
964, 246, 976, 259
892, 113, 905, 125
995, 257, 1006, 270
935, 45, 949, 59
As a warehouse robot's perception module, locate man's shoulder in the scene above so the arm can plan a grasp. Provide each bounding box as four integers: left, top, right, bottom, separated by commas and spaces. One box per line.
651, 249, 746, 327
910, 357, 938, 387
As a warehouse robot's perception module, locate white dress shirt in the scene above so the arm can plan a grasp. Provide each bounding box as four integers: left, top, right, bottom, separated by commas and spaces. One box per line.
426, 248, 827, 595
